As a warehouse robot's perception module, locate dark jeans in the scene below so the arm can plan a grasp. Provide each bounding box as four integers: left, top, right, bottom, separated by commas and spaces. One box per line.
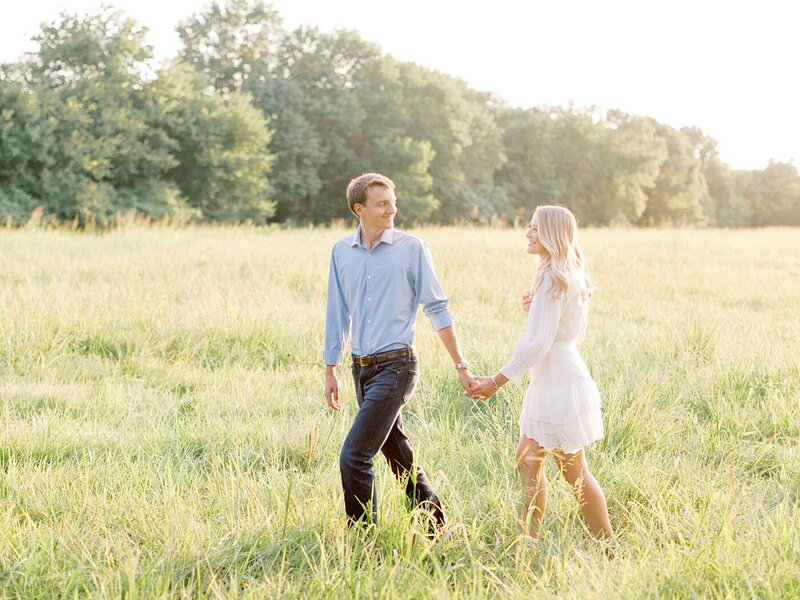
340, 353, 445, 528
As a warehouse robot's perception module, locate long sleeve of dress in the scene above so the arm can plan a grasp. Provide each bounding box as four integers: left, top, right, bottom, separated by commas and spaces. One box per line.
500, 275, 565, 384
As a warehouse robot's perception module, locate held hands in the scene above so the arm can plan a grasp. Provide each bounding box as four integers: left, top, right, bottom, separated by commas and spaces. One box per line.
468, 376, 501, 401
457, 367, 495, 402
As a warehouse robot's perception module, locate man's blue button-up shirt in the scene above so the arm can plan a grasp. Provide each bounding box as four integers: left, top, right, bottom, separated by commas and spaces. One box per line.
323, 226, 454, 365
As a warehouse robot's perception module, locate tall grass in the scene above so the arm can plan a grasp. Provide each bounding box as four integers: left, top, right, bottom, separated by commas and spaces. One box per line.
1, 226, 798, 598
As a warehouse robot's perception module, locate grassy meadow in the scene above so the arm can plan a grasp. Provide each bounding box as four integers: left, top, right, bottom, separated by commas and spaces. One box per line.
1, 225, 799, 598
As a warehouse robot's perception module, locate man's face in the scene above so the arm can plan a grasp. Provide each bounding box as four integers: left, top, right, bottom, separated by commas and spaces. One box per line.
355, 185, 397, 230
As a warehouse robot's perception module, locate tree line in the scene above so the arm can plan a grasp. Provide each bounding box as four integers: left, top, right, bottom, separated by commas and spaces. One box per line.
1, 1, 798, 228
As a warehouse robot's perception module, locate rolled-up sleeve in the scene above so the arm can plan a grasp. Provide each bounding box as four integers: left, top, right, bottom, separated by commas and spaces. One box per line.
500, 276, 564, 383
323, 249, 351, 365
415, 241, 454, 331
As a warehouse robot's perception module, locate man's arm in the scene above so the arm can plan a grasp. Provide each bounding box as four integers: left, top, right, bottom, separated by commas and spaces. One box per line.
415, 241, 453, 331
415, 241, 475, 392
323, 249, 350, 410
435, 325, 475, 392
324, 365, 340, 411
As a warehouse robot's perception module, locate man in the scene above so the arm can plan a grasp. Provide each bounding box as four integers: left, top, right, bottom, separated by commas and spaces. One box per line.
324, 172, 474, 530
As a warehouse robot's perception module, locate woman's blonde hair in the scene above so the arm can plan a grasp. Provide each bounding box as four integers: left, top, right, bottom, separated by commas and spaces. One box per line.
531, 205, 595, 300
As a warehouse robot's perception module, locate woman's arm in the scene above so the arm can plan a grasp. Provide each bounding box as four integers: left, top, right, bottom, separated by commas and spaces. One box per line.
499, 275, 564, 384
468, 274, 564, 401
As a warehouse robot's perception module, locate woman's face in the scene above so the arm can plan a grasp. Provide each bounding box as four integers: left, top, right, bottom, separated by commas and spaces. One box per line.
526, 217, 548, 256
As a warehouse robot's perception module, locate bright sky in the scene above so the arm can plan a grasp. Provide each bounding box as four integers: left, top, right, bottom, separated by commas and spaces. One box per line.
2, 0, 798, 171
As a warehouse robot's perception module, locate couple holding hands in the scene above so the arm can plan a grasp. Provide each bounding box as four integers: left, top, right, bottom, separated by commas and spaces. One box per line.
323, 173, 613, 548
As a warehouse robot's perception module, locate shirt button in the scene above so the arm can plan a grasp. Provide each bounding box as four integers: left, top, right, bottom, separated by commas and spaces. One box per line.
367, 297, 372, 301
367, 320, 372, 324
367, 275, 371, 279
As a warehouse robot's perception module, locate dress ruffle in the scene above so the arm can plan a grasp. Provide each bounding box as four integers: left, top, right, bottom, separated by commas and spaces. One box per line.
517, 344, 604, 453
519, 408, 604, 454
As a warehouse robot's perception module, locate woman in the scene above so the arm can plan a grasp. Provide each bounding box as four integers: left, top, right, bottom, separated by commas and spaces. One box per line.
470, 205, 614, 548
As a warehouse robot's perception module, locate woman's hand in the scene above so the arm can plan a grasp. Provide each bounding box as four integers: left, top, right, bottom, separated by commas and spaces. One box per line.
521, 289, 533, 312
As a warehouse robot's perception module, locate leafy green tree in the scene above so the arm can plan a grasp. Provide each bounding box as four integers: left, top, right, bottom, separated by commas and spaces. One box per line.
739, 161, 800, 226
177, 4, 439, 224
0, 6, 275, 224
177, 0, 284, 95
496, 106, 666, 226
398, 63, 505, 222
0, 81, 46, 221
640, 122, 709, 226
254, 78, 327, 222
146, 62, 275, 222
178, 4, 333, 222
705, 158, 749, 227
0, 8, 176, 224
276, 26, 365, 222
493, 107, 559, 219
331, 35, 437, 224
681, 127, 749, 227
593, 111, 668, 224
265, 27, 440, 223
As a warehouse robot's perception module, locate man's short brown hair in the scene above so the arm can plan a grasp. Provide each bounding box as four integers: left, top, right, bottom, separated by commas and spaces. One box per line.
346, 173, 395, 215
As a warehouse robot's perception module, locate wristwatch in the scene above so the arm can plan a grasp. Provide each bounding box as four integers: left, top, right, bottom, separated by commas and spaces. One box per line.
454, 361, 469, 370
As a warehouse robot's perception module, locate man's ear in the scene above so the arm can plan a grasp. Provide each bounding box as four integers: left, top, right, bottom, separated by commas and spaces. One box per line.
353, 202, 364, 218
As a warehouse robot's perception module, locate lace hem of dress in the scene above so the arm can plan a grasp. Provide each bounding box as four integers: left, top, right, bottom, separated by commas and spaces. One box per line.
519, 408, 604, 454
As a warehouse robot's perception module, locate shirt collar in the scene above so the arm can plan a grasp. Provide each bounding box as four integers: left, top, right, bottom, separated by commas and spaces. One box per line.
349, 226, 361, 247
350, 225, 396, 248
379, 228, 396, 245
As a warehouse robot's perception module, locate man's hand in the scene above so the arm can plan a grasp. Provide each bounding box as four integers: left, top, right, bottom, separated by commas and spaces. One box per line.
457, 369, 477, 395
522, 289, 533, 312
324, 367, 340, 410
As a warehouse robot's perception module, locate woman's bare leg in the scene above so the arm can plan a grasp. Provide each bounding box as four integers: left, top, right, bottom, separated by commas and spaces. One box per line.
515, 436, 548, 541
553, 449, 613, 540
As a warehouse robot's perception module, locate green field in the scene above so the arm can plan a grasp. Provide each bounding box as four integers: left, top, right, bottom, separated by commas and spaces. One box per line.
1, 226, 799, 598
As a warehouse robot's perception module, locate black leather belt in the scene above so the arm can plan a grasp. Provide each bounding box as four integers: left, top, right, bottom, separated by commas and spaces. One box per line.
352, 347, 415, 367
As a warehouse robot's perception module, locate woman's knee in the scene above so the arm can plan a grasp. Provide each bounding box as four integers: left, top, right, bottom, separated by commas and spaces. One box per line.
515, 437, 547, 471
554, 450, 589, 485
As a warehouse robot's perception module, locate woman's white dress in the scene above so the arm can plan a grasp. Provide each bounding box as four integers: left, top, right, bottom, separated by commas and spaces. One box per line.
500, 272, 603, 454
